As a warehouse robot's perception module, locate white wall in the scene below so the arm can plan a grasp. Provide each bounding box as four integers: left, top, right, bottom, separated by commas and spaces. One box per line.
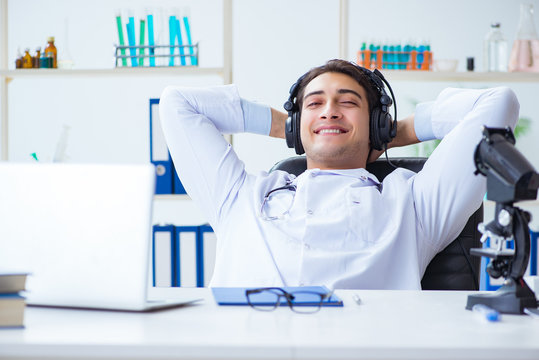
232, 0, 539, 173
3, 0, 539, 226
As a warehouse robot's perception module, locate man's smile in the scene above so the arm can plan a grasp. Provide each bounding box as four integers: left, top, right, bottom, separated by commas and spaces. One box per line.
314, 125, 349, 135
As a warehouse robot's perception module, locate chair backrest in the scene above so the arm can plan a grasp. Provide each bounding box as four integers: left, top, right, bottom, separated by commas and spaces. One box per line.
270, 156, 482, 290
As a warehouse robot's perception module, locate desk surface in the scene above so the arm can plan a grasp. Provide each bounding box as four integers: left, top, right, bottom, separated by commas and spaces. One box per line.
1, 288, 539, 360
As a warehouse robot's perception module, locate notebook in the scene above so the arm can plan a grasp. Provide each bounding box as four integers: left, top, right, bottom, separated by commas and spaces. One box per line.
0, 163, 201, 312
212, 286, 343, 307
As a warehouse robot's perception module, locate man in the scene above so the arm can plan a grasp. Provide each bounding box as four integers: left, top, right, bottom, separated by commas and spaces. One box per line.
159, 59, 519, 289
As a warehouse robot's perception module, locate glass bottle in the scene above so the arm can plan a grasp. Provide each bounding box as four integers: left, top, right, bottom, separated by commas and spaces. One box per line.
483, 23, 508, 72
15, 48, 23, 68
22, 49, 33, 68
508, 3, 539, 72
44, 36, 58, 69
33, 47, 41, 68
40, 52, 50, 68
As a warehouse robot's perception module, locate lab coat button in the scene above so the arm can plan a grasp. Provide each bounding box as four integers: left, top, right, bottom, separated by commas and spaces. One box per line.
360, 175, 367, 180
307, 209, 313, 216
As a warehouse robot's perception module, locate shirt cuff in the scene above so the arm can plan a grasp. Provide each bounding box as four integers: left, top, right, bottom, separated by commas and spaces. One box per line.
414, 101, 436, 141
240, 98, 271, 135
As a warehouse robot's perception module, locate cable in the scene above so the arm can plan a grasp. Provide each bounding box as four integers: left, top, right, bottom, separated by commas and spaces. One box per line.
456, 237, 480, 290
384, 144, 397, 169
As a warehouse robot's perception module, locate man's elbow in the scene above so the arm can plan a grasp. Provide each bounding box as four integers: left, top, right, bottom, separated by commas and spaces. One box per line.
494, 86, 520, 129
159, 86, 178, 109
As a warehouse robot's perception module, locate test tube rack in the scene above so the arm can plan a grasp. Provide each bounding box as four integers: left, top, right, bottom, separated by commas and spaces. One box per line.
114, 43, 199, 67
357, 49, 432, 71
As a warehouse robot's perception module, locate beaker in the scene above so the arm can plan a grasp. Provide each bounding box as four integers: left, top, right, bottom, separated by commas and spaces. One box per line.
508, 3, 539, 72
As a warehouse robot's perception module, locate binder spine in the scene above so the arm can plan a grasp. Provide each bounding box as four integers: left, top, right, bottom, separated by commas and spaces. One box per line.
197, 224, 216, 287
152, 224, 175, 287
175, 226, 199, 287
196, 227, 204, 287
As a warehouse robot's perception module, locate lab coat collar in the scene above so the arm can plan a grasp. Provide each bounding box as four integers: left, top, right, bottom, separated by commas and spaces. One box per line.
298, 167, 381, 185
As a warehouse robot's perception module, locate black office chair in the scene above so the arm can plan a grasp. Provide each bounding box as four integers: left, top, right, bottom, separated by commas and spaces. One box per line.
270, 156, 483, 291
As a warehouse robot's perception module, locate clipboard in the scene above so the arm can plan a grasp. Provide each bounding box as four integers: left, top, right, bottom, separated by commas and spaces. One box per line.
212, 286, 343, 307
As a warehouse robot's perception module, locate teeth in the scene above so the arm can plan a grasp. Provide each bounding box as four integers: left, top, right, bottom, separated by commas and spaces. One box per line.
318, 129, 343, 134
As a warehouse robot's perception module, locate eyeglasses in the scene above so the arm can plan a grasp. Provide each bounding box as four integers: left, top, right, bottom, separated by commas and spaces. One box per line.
245, 287, 334, 313
259, 184, 297, 221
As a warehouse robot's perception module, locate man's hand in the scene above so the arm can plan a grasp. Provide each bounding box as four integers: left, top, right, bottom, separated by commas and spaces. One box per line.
367, 113, 420, 163
269, 108, 288, 139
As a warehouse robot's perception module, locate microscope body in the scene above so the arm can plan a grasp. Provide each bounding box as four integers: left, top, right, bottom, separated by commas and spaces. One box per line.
466, 126, 539, 314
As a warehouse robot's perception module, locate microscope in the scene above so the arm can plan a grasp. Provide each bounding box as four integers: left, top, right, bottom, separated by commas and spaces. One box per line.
466, 126, 539, 314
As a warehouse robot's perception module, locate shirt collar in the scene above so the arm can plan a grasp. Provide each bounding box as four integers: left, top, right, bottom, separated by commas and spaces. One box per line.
297, 168, 381, 185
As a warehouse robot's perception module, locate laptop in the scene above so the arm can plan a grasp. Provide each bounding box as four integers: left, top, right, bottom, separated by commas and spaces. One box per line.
0, 162, 201, 311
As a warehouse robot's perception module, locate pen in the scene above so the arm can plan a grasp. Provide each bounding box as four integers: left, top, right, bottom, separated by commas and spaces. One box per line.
472, 304, 500, 322
352, 294, 361, 305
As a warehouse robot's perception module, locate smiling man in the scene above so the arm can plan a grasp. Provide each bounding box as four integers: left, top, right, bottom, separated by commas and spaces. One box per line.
159, 59, 519, 289
300, 72, 372, 169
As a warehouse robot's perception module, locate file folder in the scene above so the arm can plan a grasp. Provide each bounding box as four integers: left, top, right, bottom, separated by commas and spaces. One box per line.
173, 167, 186, 195
149, 98, 173, 194
176, 226, 199, 287
531, 230, 538, 277
152, 225, 176, 287
197, 224, 217, 287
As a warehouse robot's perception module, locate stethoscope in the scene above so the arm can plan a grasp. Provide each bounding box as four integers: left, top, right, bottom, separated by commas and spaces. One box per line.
259, 181, 297, 221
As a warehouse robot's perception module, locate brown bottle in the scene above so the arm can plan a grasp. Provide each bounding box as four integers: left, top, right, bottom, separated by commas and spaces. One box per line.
33, 47, 41, 68
15, 48, 23, 68
22, 49, 33, 68
44, 36, 57, 68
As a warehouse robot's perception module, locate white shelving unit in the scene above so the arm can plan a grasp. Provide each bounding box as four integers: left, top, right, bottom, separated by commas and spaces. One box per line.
0, 67, 227, 78
337, 0, 539, 83
0, 0, 233, 162
380, 70, 539, 83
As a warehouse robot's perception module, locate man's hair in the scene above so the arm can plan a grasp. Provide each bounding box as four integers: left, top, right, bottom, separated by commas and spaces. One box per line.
295, 59, 380, 116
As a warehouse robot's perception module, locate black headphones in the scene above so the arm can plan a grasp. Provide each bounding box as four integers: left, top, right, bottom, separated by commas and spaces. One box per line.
283, 63, 397, 155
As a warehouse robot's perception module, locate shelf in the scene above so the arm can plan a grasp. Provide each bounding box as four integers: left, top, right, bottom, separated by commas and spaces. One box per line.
0, 67, 225, 78
381, 70, 539, 83
154, 194, 191, 201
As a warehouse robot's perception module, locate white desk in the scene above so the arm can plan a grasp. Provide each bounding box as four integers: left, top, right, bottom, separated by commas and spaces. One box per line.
1, 288, 539, 360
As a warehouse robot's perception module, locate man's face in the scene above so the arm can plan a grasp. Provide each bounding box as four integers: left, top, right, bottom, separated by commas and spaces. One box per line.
300, 72, 371, 170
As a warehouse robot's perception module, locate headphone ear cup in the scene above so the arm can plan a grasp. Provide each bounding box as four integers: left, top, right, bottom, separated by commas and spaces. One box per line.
284, 111, 305, 155
293, 111, 304, 155
285, 116, 295, 149
370, 108, 382, 151
370, 107, 396, 151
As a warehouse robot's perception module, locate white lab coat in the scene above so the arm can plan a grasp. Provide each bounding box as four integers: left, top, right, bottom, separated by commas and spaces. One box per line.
159, 85, 519, 289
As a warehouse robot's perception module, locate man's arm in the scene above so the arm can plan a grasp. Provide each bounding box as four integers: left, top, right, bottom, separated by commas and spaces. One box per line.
412, 87, 519, 263
159, 85, 271, 229
269, 108, 288, 139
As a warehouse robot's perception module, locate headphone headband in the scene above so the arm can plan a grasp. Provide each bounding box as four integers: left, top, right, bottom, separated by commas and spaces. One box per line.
283, 61, 397, 154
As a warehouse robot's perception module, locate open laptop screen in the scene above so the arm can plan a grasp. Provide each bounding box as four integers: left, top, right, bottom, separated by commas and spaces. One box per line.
0, 163, 157, 310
